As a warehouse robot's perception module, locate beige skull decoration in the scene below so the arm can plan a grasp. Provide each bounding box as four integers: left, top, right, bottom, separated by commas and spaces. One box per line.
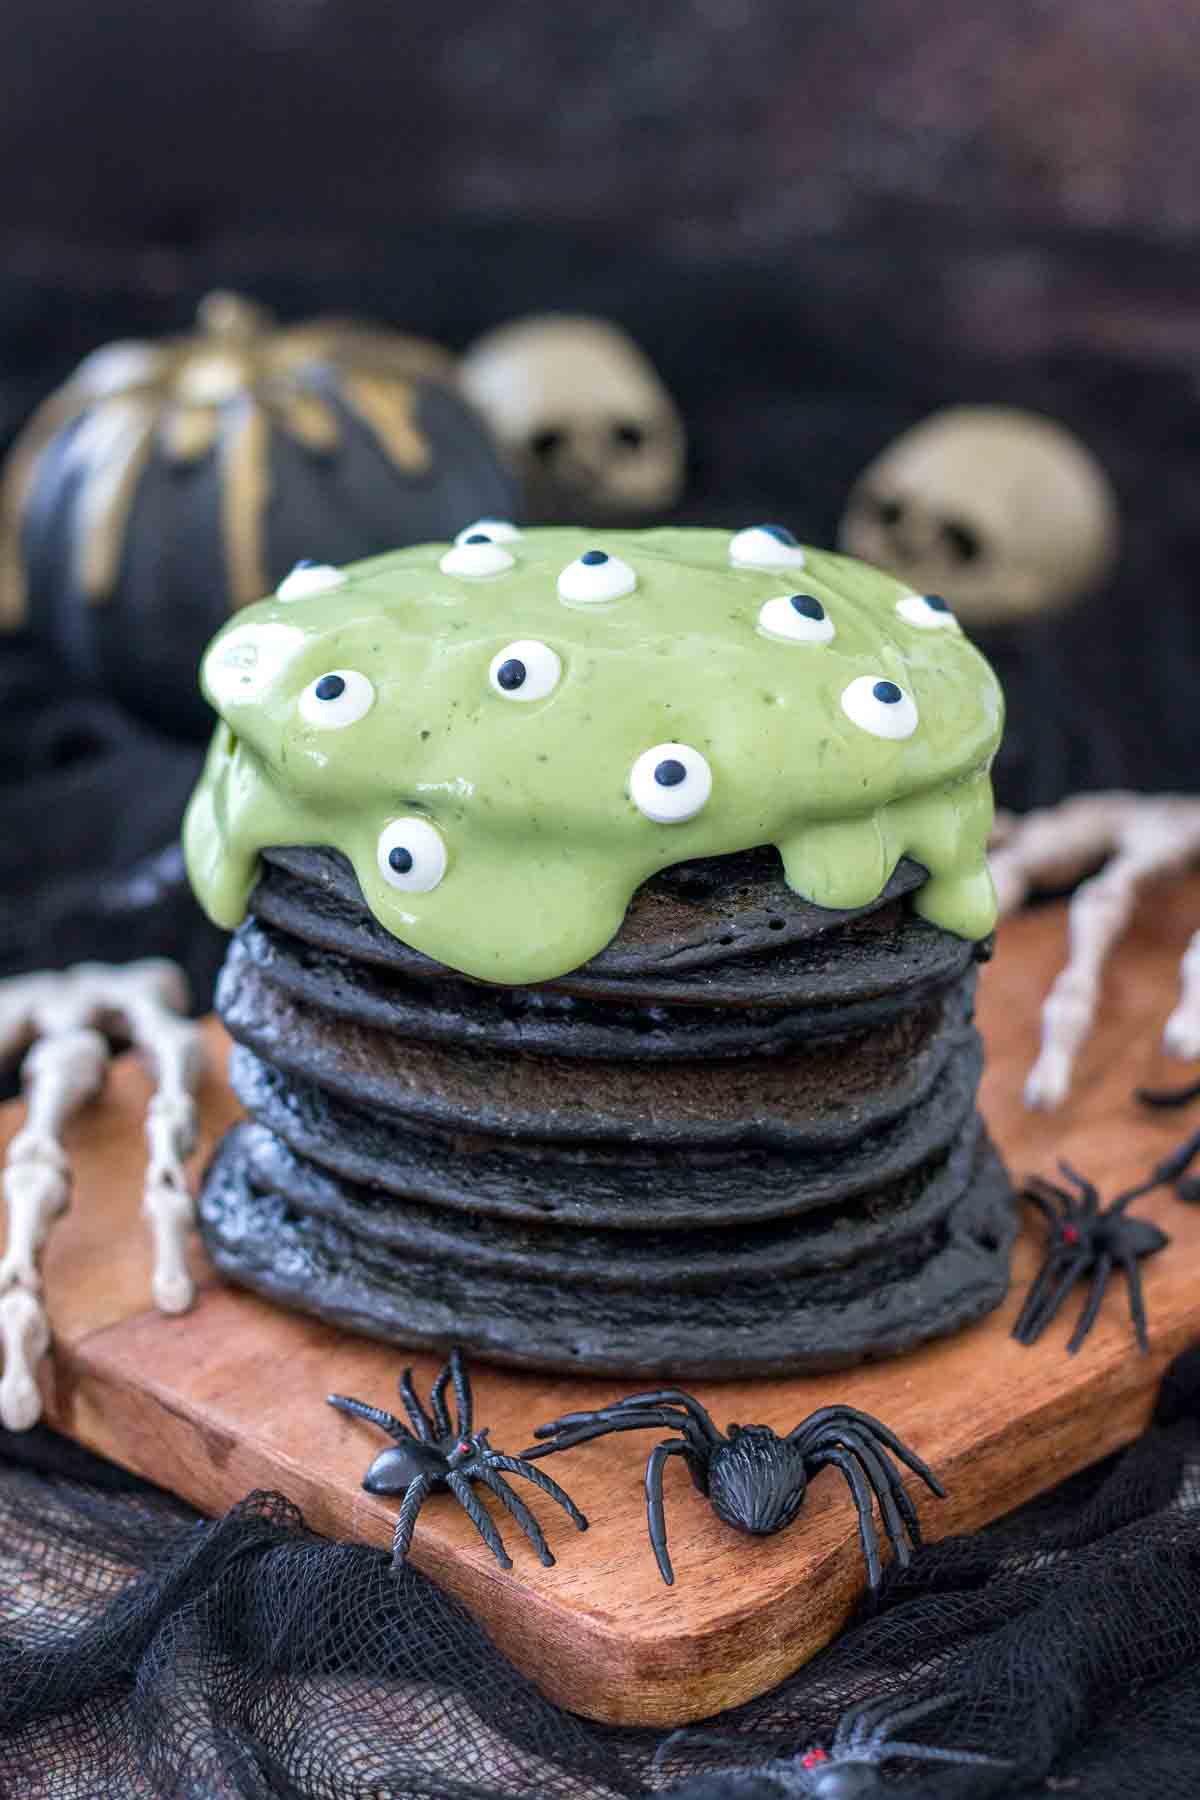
459, 314, 686, 519
839, 406, 1118, 628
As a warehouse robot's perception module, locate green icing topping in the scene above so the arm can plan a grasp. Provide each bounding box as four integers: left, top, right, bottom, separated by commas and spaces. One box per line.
184, 527, 1004, 985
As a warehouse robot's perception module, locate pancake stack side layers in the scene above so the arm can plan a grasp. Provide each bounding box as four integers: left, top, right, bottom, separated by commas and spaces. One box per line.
186, 525, 1014, 1376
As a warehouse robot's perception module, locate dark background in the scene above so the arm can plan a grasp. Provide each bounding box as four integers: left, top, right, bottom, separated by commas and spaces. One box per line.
1, 0, 1197, 971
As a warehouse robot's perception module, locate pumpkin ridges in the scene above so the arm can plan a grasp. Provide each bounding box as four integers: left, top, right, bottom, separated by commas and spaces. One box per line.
341, 375, 431, 474
220, 394, 272, 611
69, 399, 160, 604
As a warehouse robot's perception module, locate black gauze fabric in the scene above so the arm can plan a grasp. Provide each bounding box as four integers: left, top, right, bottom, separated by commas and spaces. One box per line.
3, 1348, 1200, 1797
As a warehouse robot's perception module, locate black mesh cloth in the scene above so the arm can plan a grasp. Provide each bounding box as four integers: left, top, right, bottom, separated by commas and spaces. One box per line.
3, 1350, 1200, 1796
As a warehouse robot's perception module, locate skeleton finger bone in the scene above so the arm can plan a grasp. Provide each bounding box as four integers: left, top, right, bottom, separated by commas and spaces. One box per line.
0, 959, 205, 1428
988, 794, 1200, 1109
0, 1288, 51, 1430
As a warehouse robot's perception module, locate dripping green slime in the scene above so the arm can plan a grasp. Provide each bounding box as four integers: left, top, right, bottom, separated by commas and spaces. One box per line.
184, 527, 1004, 985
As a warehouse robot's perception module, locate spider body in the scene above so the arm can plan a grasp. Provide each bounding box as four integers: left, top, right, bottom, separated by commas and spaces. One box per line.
1014, 1161, 1169, 1354
659, 1693, 1010, 1795
328, 1349, 587, 1571
526, 1389, 943, 1587
703, 1424, 812, 1537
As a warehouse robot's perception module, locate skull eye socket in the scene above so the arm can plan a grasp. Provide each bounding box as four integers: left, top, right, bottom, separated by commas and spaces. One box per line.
376, 817, 447, 894
531, 428, 566, 460
875, 497, 904, 527
941, 519, 982, 563
841, 675, 919, 740
612, 421, 645, 451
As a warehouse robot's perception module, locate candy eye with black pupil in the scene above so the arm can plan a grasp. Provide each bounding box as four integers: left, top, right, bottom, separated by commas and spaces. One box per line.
376, 818, 447, 893
729, 524, 807, 569
876, 498, 904, 526
439, 538, 515, 577
298, 668, 375, 729
558, 551, 637, 603
629, 742, 713, 822
277, 560, 345, 600
531, 429, 565, 460
488, 639, 562, 702
841, 675, 919, 739
454, 519, 521, 546
758, 592, 835, 644
612, 422, 644, 450
896, 592, 961, 631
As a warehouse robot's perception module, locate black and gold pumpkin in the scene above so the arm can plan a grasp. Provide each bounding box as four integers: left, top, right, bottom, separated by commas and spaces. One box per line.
0, 293, 519, 739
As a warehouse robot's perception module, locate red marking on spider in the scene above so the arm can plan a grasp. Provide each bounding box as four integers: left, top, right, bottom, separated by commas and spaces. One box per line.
1062, 1225, 1080, 1245
801, 1748, 829, 1768
456, 1441, 473, 1455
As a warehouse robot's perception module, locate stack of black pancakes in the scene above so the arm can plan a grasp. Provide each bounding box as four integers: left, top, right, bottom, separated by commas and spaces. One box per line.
200, 845, 1015, 1376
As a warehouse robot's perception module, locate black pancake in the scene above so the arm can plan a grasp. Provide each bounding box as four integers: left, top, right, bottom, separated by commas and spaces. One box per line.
200, 1124, 1014, 1377
198, 844, 1016, 1375
226, 1029, 982, 1230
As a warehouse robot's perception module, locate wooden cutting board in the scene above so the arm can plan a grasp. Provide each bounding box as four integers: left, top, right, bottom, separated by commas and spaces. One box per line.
4, 874, 1200, 1726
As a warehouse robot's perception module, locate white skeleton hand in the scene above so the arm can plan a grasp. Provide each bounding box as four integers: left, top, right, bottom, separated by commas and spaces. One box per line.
989, 793, 1200, 1110
0, 960, 206, 1428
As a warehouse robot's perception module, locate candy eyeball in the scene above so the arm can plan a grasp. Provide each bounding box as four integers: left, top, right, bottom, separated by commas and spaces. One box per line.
488, 639, 562, 702
729, 525, 807, 570
276, 561, 345, 600
557, 549, 637, 604
758, 592, 835, 644
298, 669, 376, 729
439, 539, 516, 577
376, 817, 448, 893
841, 676, 919, 740
896, 592, 961, 631
454, 519, 522, 546
203, 621, 306, 706
629, 742, 713, 823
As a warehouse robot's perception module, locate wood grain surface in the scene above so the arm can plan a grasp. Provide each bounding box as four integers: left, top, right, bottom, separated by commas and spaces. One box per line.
5, 875, 1200, 1726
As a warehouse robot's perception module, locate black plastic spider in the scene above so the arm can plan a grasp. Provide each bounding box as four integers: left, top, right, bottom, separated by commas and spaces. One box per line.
524, 1388, 943, 1588
1135, 1079, 1200, 1203
657, 1692, 1010, 1795
1013, 1160, 1169, 1354
328, 1348, 588, 1571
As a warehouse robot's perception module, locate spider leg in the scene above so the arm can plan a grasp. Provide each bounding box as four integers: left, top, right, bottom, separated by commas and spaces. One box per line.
1065, 1253, 1113, 1354
472, 1467, 554, 1566
610, 1389, 723, 1444
398, 1368, 437, 1442
820, 1426, 921, 1560
390, 1473, 433, 1566
523, 1409, 690, 1459
878, 1742, 1013, 1768
1022, 1176, 1072, 1220
1058, 1160, 1100, 1215
446, 1471, 513, 1570
450, 1346, 473, 1438
1013, 1250, 1073, 1342
646, 1439, 691, 1585
810, 1447, 883, 1590
326, 1394, 414, 1443
787, 1409, 944, 1499
1120, 1251, 1151, 1354
482, 1453, 589, 1531
1013, 1253, 1088, 1344
428, 1359, 454, 1439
